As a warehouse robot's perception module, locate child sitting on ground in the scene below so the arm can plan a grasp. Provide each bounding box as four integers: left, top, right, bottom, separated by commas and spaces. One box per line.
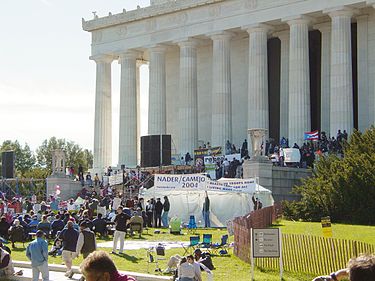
48, 231, 63, 257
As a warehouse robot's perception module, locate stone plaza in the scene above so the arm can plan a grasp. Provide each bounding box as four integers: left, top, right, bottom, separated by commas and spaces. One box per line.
83, 0, 375, 171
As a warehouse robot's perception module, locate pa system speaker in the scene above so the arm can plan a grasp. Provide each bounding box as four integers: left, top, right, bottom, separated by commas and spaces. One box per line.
141, 135, 171, 167
2, 151, 15, 179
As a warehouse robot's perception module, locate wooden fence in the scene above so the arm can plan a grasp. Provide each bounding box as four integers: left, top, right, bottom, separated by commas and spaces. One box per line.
233, 203, 282, 263
233, 206, 375, 275
256, 234, 375, 275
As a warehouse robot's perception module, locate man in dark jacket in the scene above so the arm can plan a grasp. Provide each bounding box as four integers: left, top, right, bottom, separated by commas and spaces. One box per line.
92, 213, 107, 237
60, 221, 79, 278
76, 221, 96, 259
154, 198, 163, 228
161, 196, 170, 228
51, 214, 65, 238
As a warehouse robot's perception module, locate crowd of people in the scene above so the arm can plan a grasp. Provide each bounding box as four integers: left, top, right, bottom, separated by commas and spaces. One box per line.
267, 130, 349, 168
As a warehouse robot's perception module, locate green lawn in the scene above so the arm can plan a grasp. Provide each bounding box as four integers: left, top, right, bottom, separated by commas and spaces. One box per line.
10, 221, 375, 281
276, 219, 375, 244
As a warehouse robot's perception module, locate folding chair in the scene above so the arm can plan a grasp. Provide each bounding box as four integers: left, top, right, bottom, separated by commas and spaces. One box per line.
211, 234, 229, 255
147, 244, 166, 273
182, 235, 200, 255
188, 215, 197, 233
200, 233, 213, 252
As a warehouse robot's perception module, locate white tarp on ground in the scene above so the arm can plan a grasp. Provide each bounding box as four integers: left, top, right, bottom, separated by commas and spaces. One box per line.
140, 175, 273, 227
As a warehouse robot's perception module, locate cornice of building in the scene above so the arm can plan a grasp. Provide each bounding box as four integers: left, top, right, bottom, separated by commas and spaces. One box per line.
82, 0, 226, 32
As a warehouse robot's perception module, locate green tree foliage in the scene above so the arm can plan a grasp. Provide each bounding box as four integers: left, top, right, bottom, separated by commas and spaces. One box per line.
283, 127, 375, 225
36, 137, 93, 174
0, 140, 35, 177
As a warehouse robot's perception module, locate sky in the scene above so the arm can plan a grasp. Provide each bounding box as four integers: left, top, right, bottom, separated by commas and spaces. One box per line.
0, 0, 151, 166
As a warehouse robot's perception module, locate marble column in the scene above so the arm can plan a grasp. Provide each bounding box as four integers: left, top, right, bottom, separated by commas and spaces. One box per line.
246, 25, 270, 133
178, 39, 198, 155
118, 50, 138, 168
274, 30, 290, 139
136, 60, 143, 165
314, 23, 331, 134
91, 54, 113, 172
357, 15, 370, 132
327, 7, 354, 137
286, 16, 311, 146
211, 32, 232, 148
148, 45, 167, 135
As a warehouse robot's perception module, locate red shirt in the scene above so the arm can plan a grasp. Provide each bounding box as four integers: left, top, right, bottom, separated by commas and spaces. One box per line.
111, 272, 136, 281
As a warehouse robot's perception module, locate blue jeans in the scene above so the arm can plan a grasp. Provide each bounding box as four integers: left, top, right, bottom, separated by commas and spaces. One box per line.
203, 211, 210, 227
32, 261, 49, 281
161, 211, 169, 227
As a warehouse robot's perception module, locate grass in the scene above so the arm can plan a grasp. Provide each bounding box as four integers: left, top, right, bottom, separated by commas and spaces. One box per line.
275, 219, 375, 244
10, 220, 375, 281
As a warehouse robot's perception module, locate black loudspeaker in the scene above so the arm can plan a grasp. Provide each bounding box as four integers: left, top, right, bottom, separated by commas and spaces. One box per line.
141, 135, 171, 167
2, 151, 15, 178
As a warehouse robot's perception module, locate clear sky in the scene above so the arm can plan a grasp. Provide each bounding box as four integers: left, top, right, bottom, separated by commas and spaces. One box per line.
0, 0, 150, 166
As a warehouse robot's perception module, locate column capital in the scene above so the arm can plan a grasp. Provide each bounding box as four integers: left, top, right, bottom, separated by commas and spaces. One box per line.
273, 30, 289, 40
175, 38, 200, 48
357, 14, 369, 21
118, 50, 140, 64
313, 22, 331, 33
367, 0, 375, 9
208, 31, 234, 41
242, 23, 272, 34
324, 6, 357, 18
148, 44, 167, 53
282, 15, 314, 26
90, 54, 114, 63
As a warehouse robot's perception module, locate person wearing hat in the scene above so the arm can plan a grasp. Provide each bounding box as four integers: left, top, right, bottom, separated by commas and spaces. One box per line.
76, 221, 96, 259
26, 230, 49, 281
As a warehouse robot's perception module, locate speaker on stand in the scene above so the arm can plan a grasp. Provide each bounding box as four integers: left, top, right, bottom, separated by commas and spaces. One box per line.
2, 151, 15, 179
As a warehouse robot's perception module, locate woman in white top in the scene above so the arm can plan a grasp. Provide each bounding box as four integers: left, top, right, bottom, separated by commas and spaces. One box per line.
178, 257, 195, 281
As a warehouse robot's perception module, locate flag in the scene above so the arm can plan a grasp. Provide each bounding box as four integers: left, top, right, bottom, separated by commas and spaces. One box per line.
304, 130, 319, 141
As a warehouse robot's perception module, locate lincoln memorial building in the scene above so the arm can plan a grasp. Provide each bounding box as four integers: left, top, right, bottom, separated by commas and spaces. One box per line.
83, 0, 375, 171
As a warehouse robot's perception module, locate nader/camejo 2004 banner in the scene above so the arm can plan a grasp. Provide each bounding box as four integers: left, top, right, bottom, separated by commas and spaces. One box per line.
154, 174, 257, 193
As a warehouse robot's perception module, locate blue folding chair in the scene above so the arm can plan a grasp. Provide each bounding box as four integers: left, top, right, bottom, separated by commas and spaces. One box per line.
182, 235, 200, 255
200, 233, 213, 252
211, 234, 229, 255
188, 215, 197, 233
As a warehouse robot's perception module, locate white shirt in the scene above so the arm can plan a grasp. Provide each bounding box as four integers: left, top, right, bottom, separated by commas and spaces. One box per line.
178, 262, 195, 279
112, 197, 122, 210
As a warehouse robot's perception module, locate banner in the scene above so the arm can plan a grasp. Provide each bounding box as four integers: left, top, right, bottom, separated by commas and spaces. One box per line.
216, 178, 257, 193
154, 174, 207, 190
283, 148, 301, 163
194, 146, 222, 159
154, 174, 257, 193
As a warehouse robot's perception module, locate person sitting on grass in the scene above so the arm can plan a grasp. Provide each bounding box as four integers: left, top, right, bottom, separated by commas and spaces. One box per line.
0, 246, 15, 277
8, 219, 24, 248
177, 257, 195, 281
80, 250, 136, 281
312, 254, 375, 281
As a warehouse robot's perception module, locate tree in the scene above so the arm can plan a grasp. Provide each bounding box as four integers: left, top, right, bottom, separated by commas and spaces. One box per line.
0, 140, 36, 177
36, 137, 93, 174
283, 127, 375, 225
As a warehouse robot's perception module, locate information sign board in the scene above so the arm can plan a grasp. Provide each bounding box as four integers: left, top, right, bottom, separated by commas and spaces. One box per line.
321, 216, 333, 238
252, 228, 280, 258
